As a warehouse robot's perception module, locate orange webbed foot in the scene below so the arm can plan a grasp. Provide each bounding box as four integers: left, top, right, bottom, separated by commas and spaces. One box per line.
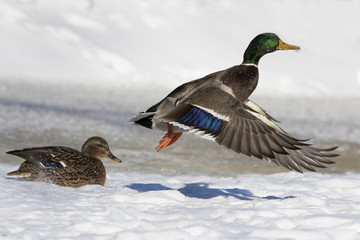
156, 123, 183, 151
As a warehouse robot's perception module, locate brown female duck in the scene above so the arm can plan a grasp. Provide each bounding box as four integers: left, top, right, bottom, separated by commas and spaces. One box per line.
6, 136, 121, 187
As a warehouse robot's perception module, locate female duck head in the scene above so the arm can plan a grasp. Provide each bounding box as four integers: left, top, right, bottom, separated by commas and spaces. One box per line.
243, 33, 300, 66
81, 136, 121, 162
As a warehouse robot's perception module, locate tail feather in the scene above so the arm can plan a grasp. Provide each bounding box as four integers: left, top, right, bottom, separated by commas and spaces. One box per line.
7, 170, 32, 179
130, 112, 154, 129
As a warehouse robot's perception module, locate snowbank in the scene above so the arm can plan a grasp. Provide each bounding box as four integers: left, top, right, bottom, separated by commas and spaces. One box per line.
1, 167, 360, 240
0, 0, 359, 97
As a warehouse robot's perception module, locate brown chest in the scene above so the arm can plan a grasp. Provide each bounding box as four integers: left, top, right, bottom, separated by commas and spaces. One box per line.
220, 65, 259, 101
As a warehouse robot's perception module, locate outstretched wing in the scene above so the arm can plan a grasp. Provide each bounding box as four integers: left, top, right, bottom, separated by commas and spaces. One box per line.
6, 147, 81, 169
157, 87, 338, 172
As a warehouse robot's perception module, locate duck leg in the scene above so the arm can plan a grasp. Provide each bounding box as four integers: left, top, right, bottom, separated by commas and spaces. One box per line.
156, 123, 183, 151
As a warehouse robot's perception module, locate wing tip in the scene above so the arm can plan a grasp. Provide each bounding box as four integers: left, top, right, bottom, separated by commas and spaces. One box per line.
6, 149, 22, 156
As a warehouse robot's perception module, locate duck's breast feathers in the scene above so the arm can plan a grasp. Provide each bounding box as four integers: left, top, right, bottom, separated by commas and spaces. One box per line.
7, 146, 82, 168
220, 64, 259, 101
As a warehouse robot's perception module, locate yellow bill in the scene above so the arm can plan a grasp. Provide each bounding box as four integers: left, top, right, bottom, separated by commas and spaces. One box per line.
277, 39, 300, 50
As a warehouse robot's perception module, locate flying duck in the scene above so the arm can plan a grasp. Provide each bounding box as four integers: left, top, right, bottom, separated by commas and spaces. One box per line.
131, 33, 338, 173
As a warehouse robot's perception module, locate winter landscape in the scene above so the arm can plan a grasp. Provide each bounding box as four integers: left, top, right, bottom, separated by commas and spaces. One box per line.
0, 0, 360, 239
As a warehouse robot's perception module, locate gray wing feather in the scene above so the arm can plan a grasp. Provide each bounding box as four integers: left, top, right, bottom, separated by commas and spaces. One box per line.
158, 86, 338, 172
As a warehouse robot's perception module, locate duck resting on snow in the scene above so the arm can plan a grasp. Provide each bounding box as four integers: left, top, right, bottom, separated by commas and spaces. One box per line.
6, 136, 121, 187
131, 33, 338, 173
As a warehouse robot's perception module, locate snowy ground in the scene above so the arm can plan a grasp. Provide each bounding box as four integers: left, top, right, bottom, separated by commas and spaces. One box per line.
1, 0, 360, 239
2, 168, 360, 240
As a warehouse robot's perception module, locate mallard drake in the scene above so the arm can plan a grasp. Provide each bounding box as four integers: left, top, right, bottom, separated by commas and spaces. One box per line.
6, 136, 121, 187
131, 32, 338, 173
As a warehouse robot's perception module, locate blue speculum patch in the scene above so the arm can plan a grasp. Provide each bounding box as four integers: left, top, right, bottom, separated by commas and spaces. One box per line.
43, 161, 64, 168
178, 107, 222, 134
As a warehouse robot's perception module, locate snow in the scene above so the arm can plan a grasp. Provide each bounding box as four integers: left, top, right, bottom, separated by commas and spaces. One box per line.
2, 168, 360, 239
1, 0, 360, 239
0, 0, 359, 96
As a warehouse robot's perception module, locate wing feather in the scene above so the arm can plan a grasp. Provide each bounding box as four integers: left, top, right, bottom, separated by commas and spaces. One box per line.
7, 147, 80, 169
157, 86, 338, 172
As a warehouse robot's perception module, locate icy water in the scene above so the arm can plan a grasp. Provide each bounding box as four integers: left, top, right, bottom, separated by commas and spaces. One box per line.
1, 80, 360, 240
1, 80, 359, 176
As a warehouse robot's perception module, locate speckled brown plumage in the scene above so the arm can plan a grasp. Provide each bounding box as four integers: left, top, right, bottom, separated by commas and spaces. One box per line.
6, 136, 121, 187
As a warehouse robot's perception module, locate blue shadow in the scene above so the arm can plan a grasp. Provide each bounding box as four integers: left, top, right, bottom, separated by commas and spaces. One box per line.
126, 183, 173, 192
125, 182, 296, 201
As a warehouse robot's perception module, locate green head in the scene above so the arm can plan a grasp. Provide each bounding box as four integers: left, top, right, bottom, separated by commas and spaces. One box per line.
243, 33, 300, 65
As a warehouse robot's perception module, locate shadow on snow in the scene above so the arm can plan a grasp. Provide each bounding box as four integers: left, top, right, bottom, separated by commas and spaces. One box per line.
125, 183, 295, 201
